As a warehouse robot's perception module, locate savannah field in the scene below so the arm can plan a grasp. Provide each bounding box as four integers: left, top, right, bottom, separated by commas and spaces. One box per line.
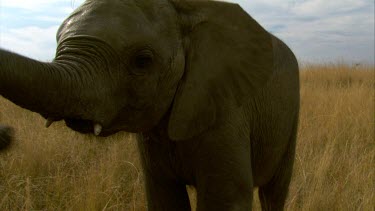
0, 63, 374, 210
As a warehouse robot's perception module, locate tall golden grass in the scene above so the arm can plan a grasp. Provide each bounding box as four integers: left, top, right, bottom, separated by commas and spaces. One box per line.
0, 63, 374, 210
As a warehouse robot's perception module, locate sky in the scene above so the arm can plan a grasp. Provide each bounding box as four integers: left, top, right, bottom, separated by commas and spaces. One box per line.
0, 0, 374, 64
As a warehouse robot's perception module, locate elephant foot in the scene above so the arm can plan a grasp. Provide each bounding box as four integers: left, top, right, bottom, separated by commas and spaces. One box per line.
0, 125, 13, 151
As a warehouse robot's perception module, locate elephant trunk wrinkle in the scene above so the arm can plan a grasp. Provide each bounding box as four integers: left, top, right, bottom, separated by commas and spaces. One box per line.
0, 48, 106, 125
0, 50, 67, 117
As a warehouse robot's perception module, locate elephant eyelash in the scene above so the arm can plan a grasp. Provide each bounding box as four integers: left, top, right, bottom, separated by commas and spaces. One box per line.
128, 48, 156, 75
134, 51, 154, 69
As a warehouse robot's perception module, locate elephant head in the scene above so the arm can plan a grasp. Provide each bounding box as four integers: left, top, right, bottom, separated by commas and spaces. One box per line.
0, 0, 273, 139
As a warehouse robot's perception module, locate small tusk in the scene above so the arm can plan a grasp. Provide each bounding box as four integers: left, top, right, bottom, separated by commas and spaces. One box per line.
94, 124, 102, 136
45, 118, 55, 128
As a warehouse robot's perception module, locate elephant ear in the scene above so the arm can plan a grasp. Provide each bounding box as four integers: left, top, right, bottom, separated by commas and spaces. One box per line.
168, 1, 274, 141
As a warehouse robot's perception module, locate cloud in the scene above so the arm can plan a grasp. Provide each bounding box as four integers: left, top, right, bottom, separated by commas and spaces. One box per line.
34, 15, 66, 23
0, 0, 81, 11
0, 0, 85, 61
291, 0, 367, 16
0, 0, 374, 63
0, 26, 59, 61
1, 0, 54, 10
226, 0, 374, 63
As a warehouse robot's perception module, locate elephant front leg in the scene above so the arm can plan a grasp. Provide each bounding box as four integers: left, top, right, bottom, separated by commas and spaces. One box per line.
194, 142, 254, 211
195, 166, 254, 211
137, 134, 191, 211
143, 173, 191, 211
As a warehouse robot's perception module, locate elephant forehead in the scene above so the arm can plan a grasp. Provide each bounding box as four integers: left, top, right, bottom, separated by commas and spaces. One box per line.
57, 0, 177, 48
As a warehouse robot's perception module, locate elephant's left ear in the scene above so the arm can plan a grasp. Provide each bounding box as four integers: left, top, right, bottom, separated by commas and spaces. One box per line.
168, 1, 274, 141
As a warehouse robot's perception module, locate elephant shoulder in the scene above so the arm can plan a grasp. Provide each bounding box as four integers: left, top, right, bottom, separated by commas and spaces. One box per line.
270, 35, 299, 75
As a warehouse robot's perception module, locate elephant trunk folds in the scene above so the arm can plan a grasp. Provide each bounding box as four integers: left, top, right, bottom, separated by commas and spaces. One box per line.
0, 49, 94, 124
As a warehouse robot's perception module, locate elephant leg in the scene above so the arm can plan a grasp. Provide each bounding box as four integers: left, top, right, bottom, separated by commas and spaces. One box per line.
195, 172, 253, 211
258, 120, 297, 211
194, 141, 254, 211
138, 135, 191, 211
143, 174, 191, 211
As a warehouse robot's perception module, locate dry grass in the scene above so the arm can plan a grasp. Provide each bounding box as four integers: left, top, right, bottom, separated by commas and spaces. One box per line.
287, 63, 375, 210
0, 63, 374, 210
0, 110, 146, 210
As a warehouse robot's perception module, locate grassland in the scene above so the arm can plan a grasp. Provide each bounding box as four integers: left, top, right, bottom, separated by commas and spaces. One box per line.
0, 63, 374, 210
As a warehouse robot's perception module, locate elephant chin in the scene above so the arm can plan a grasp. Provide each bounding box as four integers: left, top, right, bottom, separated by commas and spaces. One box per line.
64, 119, 118, 137
63, 107, 159, 137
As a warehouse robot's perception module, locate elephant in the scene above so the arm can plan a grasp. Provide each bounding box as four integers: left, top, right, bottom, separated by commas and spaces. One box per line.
0, 0, 300, 210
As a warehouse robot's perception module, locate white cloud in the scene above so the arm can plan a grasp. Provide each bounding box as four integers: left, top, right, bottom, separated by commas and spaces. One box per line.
227, 0, 374, 63
0, 0, 373, 63
1, 0, 59, 11
0, 0, 82, 11
34, 15, 66, 23
292, 0, 367, 16
225, 0, 295, 11
0, 0, 85, 60
0, 26, 59, 61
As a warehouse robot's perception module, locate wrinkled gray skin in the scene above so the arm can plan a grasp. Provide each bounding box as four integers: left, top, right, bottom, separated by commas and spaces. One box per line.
0, 0, 299, 210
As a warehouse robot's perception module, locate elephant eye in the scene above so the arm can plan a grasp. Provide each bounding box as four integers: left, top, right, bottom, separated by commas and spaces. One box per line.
133, 49, 154, 69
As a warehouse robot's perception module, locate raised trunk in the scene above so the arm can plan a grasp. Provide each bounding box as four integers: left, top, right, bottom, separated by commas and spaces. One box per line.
0, 49, 84, 120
